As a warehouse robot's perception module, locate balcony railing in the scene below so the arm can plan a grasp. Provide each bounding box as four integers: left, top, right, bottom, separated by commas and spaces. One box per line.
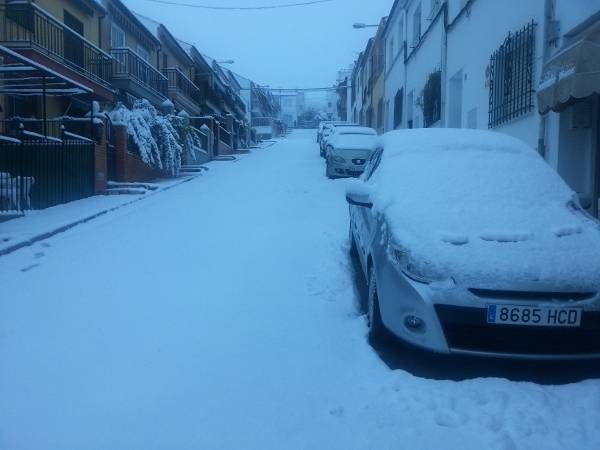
166, 68, 203, 106
0, 3, 112, 87
111, 47, 167, 97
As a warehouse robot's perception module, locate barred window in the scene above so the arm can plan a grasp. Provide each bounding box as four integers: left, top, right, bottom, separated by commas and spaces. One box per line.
488, 21, 536, 128
423, 70, 441, 127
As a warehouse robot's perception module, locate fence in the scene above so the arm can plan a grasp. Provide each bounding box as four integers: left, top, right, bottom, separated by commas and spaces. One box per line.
0, 135, 95, 214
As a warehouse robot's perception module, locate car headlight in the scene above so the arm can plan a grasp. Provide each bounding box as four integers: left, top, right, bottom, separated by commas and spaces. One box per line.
331, 154, 345, 163
388, 245, 447, 284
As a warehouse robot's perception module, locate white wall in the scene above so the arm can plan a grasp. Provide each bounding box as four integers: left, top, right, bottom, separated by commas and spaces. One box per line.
405, 0, 444, 129
445, 0, 545, 148
384, 4, 406, 131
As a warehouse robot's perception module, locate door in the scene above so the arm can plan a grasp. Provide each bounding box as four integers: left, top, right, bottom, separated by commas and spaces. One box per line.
63, 11, 84, 69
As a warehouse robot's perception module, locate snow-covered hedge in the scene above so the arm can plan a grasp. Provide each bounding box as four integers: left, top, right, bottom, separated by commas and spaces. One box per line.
109, 100, 205, 176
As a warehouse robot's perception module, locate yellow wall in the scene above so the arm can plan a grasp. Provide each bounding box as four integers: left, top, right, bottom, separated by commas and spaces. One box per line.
36, 0, 102, 45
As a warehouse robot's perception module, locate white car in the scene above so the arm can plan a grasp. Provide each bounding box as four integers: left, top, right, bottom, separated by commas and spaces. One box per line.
325, 131, 379, 179
346, 128, 600, 359
319, 123, 361, 157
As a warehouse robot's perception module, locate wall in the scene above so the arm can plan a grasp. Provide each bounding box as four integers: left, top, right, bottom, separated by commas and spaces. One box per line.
445, 0, 545, 147
37, 0, 102, 46
384, 7, 406, 131
405, 3, 444, 129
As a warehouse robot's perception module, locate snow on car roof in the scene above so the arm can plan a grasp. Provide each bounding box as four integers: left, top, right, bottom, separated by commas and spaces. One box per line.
335, 126, 376, 135
333, 133, 380, 150
370, 128, 600, 290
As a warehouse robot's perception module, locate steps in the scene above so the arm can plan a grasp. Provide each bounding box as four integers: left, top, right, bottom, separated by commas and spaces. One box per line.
104, 181, 160, 196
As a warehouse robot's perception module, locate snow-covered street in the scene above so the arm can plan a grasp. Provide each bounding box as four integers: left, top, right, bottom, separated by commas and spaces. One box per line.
1, 130, 600, 450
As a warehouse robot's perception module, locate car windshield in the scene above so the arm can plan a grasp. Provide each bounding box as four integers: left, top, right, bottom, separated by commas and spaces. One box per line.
2, 1, 599, 449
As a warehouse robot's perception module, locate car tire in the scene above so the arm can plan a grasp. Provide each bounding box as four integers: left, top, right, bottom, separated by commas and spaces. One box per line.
326, 164, 335, 179
367, 265, 385, 340
349, 224, 358, 257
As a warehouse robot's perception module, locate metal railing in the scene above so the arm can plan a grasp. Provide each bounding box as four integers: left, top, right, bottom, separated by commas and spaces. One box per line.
488, 21, 537, 128
111, 47, 168, 96
0, 3, 112, 86
0, 117, 102, 142
0, 133, 95, 213
166, 68, 203, 105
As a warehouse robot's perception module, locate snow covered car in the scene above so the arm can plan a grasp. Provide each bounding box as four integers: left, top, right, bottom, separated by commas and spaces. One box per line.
347, 128, 600, 359
317, 121, 332, 144
325, 130, 380, 179
319, 122, 361, 157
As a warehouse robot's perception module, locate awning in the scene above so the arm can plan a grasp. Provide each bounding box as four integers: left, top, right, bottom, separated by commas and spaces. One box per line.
0, 45, 92, 97
537, 20, 600, 114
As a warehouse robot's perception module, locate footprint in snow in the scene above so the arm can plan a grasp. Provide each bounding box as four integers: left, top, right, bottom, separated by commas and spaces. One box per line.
21, 263, 41, 272
40, 242, 51, 248
34, 252, 45, 259
434, 411, 460, 428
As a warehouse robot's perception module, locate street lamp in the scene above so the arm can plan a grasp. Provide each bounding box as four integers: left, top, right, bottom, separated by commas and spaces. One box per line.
352, 23, 379, 29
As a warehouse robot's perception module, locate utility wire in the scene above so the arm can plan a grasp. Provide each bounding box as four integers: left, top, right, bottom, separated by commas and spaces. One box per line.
144, 0, 335, 10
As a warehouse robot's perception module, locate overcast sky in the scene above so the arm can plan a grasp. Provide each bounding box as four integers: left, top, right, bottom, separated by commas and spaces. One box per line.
123, 0, 393, 90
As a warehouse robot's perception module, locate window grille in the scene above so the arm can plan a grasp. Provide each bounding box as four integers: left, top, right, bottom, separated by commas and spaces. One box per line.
488, 21, 536, 128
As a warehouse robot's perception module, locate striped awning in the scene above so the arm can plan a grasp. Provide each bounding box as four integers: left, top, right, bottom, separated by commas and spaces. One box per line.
537, 20, 600, 114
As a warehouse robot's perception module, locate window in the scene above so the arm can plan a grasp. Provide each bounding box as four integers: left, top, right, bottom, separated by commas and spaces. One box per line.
394, 88, 404, 128
111, 23, 125, 48
388, 37, 394, 70
377, 99, 383, 129
488, 21, 536, 128
423, 70, 441, 127
162, 54, 168, 70
412, 4, 422, 47
407, 90, 414, 128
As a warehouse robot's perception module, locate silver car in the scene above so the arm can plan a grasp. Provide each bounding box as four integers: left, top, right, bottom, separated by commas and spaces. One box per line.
347, 128, 600, 360
325, 131, 379, 179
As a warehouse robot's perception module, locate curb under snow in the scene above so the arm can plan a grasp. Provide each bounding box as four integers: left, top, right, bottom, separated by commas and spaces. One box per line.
0, 174, 201, 258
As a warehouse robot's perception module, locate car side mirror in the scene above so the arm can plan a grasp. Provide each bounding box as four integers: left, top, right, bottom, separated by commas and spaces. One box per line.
345, 180, 373, 208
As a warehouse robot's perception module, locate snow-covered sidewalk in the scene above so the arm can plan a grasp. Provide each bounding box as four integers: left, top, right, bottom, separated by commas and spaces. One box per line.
0, 174, 202, 257
0, 130, 599, 450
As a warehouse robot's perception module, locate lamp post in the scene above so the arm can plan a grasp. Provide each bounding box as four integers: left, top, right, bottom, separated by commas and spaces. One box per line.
352, 23, 379, 29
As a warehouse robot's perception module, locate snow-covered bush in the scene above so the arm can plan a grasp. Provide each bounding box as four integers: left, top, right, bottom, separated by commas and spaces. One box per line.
108, 99, 204, 176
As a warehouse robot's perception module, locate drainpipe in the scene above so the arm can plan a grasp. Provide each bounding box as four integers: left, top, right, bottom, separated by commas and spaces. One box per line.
440, 2, 448, 127
538, 0, 554, 158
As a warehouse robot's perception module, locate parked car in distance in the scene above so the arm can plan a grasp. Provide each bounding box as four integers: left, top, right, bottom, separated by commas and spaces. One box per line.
325, 129, 379, 179
317, 121, 332, 144
347, 128, 600, 360
319, 122, 361, 156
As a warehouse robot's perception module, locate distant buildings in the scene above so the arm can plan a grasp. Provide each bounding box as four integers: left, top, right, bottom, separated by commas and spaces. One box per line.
272, 91, 306, 128
0, 0, 279, 213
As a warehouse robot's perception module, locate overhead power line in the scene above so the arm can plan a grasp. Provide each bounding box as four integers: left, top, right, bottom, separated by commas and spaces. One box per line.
144, 0, 335, 10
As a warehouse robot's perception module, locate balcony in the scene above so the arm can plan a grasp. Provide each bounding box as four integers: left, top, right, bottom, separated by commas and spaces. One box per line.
111, 48, 168, 107
0, 3, 113, 93
165, 68, 203, 115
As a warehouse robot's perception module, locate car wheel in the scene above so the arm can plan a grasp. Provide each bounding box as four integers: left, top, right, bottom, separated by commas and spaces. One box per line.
326, 164, 335, 179
367, 265, 384, 340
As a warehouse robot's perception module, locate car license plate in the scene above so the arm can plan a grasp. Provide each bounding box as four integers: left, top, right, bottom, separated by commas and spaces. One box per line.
487, 304, 582, 327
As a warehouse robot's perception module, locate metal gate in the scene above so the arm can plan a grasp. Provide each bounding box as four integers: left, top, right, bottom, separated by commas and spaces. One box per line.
0, 136, 95, 213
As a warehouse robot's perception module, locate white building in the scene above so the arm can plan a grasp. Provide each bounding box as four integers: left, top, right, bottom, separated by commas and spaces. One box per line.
272, 91, 305, 128
380, 0, 600, 215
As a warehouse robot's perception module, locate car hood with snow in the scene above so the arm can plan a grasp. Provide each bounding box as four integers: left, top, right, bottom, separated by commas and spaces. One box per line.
368, 129, 600, 291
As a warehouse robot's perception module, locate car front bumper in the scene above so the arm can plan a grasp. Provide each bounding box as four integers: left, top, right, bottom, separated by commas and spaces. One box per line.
377, 265, 600, 360
328, 160, 366, 178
